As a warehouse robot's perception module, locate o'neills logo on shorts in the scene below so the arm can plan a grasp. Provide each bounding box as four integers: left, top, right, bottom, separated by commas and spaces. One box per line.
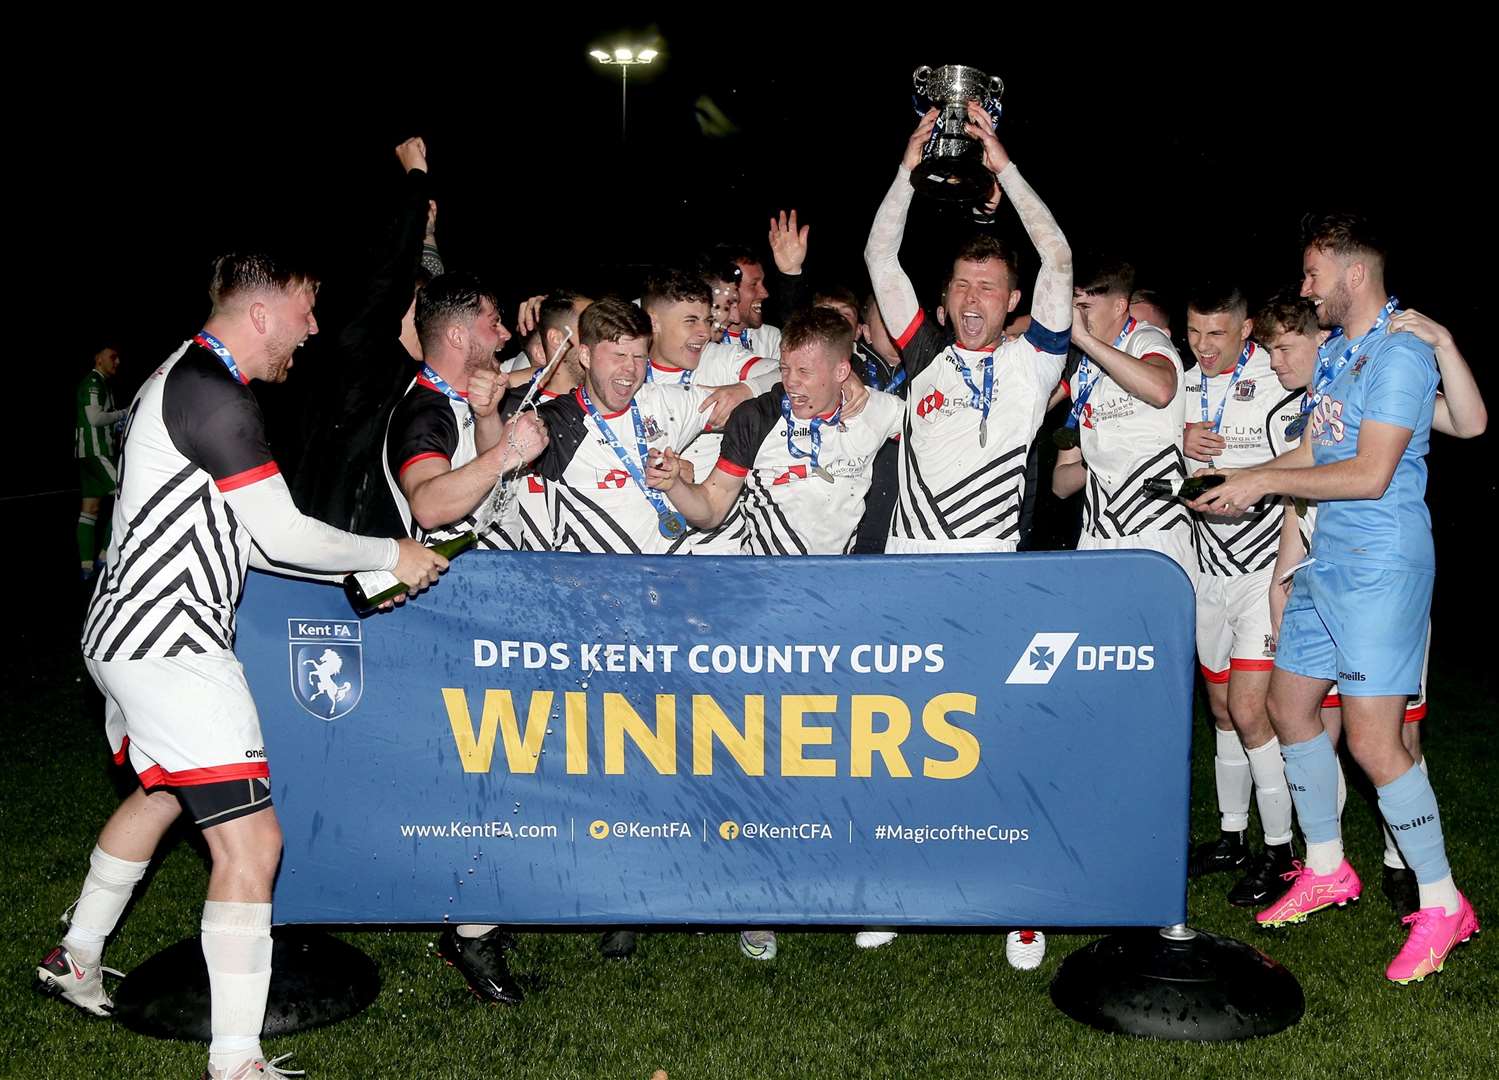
1338, 670, 1366, 682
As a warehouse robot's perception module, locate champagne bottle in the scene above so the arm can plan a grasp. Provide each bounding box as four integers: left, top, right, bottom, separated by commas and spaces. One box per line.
1144, 475, 1224, 500
343, 531, 477, 614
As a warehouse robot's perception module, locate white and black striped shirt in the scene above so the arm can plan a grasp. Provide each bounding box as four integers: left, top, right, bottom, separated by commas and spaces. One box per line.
84, 340, 395, 662
891, 310, 1069, 545
383, 373, 509, 550
532, 384, 714, 553
715, 385, 904, 555
1071, 321, 1190, 540
1182, 343, 1305, 575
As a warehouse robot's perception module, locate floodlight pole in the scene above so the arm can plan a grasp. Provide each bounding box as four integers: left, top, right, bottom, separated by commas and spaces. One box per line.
620, 64, 629, 142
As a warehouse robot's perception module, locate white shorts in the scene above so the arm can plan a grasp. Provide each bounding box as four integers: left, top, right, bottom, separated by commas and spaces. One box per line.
1196, 565, 1277, 682
88, 652, 270, 789
1321, 622, 1431, 722
1077, 527, 1197, 588
885, 536, 1020, 554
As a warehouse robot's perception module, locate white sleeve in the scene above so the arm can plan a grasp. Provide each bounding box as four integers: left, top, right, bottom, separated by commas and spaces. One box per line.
224, 472, 400, 575
995, 162, 1072, 336
740, 355, 780, 395
864, 167, 922, 342
84, 402, 125, 428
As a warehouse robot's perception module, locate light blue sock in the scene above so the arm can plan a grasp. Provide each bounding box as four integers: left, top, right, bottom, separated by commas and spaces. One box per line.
1376, 764, 1451, 886
1281, 731, 1341, 845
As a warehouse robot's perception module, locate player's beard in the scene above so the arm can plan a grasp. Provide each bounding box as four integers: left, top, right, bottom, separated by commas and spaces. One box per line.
264, 331, 300, 383
1317, 280, 1353, 330
465, 337, 500, 377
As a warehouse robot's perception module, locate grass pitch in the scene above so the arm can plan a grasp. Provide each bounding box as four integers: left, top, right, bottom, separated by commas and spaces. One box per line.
1, 621, 1494, 1079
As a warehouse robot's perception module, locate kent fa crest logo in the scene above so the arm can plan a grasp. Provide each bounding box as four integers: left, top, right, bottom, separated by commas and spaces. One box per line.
289, 619, 363, 720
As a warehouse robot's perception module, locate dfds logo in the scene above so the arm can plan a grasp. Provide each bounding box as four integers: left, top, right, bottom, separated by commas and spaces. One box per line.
1004, 631, 1154, 685
288, 619, 363, 720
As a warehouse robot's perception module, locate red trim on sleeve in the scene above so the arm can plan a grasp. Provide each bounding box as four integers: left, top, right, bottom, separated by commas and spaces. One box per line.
1140, 352, 1172, 365
738, 356, 763, 381
1229, 659, 1276, 673
399, 451, 450, 476
215, 461, 281, 492
1403, 703, 1426, 724
138, 761, 270, 790
1059, 379, 1070, 397
112, 736, 130, 766
715, 459, 749, 478
894, 308, 925, 351
1199, 664, 1230, 685
1321, 693, 1341, 710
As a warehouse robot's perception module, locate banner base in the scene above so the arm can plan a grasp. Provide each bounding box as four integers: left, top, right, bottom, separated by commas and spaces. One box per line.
113, 929, 379, 1041
1050, 925, 1303, 1041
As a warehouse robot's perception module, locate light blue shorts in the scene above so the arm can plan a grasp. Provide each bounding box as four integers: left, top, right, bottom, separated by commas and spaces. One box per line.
1275, 559, 1432, 698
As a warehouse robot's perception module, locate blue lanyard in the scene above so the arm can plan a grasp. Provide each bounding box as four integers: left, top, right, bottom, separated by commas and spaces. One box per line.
578, 386, 671, 517
723, 328, 751, 352
420, 364, 467, 403
1067, 317, 1135, 430
947, 346, 995, 422
866, 355, 907, 394
1200, 341, 1254, 433
1297, 295, 1399, 420
193, 331, 246, 385
645, 362, 693, 388
779, 395, 842, 471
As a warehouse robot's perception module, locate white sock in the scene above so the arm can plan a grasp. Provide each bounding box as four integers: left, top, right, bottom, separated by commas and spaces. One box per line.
456, 924, 498, 938
202, 901, 272, 1071
63, 846, 150, 966
1305, 837, 1344, 876
1214, 728, 1252, 832
1383, 754, 1429, 869
1417, 874, 1460, 916
1246, 738, 1294, 847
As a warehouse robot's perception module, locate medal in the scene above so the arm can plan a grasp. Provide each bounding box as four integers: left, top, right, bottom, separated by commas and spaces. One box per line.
979, 416, 989, 448
579, 386, 688, 542
779, 394, 843, 481
948, 345, 995, 451
1283, 413, 1308, 441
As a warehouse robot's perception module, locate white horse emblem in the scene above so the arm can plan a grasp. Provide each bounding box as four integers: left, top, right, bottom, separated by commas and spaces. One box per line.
302, 648, 353, 717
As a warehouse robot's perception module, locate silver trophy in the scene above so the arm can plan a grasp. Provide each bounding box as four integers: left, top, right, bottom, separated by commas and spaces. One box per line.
910, 64, 1004, 204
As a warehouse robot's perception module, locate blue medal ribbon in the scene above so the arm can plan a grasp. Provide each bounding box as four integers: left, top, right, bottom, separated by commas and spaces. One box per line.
866, 355, 908, 394
645, 361, 693, 388
947, 345, 995, 423
419, 364, 468, 403
1286, 295, 1399, 439
578, 386, 685, 539
1200, 341, 1254, 433
779, 394, 843, 478
193, 331, 247, 385
1066, 316, 1136, 431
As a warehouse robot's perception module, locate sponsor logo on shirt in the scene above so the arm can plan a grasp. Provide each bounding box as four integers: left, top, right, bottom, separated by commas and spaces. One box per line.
1310, 397, 1346, 442
773, 465, 808, 485
916, 389, 946, 419
1234, 379, 1256, 401
597, 469, 631, 489
1351, 356, 1369, 376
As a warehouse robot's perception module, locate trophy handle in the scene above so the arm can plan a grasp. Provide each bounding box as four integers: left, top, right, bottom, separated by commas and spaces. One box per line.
988, 75, 1004, 99
913, 66, 931, 91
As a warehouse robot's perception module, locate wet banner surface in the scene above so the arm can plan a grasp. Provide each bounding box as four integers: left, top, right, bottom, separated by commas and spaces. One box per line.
238, 551, 1194, 927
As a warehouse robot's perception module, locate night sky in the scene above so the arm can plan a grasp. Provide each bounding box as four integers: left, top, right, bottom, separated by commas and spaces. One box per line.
25, 20, 1494, 638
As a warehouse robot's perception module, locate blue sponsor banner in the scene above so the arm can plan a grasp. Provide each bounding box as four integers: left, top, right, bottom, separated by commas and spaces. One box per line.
238, 551, 1195, 927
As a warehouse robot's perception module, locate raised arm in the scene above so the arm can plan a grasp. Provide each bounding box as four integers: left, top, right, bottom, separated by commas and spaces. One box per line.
864, 110, 937, 342
964, 103, 1072, 336
401, 413, 548, 531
